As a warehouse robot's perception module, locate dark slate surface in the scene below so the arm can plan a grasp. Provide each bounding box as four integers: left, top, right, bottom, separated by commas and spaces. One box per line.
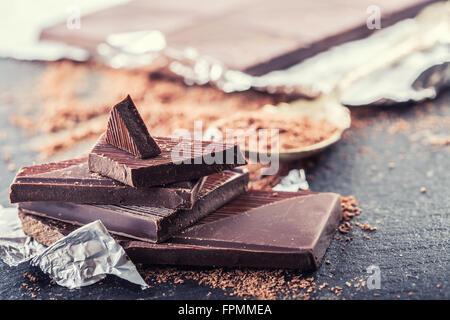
0, 59, 448, 300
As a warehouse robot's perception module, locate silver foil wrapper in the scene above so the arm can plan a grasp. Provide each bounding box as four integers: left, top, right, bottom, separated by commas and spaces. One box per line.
273, 169, 309, 192
340, 44, 450, 106
31, 220, 148, 289
0, 206, 148, 289
0, 206, 45, 267
258, 2, 450, 106
97, 2, 450, 105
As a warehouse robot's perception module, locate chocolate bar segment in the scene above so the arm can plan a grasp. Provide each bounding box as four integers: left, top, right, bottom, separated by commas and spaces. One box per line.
19, 169, 249, 243
106, 95, 161, 158
10, 158, 203, 209
40, 0, 438, 75
89, 133, 246, 188
20, 190, 342, 270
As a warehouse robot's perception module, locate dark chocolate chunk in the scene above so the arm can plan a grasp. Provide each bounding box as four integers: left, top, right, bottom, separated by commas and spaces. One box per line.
10, 157, 204, 209
19, 169, 249, 243
88, 133, 246, 188
105, 95, 161, 158
40, 0, 437, 75
20, 190, 342, 270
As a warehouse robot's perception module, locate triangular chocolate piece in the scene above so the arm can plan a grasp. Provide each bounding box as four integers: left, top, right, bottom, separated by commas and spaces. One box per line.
105, 95, 161, 158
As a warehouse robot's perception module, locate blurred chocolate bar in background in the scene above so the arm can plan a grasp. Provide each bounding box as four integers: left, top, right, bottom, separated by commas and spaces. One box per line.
40, 0, 437, 75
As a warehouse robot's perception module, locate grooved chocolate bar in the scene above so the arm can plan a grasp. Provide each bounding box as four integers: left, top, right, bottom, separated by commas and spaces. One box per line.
19, 169, 249, 243
10, 158, 204, 209
40, 0, 437, 76
20, 190, 342, 270
88, 133, 246, 188
106, 95, 161, 158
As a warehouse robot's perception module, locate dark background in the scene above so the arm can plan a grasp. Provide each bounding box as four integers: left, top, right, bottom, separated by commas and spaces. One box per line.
0, 59, 448, 300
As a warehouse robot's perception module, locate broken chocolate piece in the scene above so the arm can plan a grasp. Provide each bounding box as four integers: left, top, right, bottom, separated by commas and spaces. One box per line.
20, 190, 342, 270
89, 133, 246, 188
19, 169, 248, 243
106, 95, 161, 158
9, 158, 204, 209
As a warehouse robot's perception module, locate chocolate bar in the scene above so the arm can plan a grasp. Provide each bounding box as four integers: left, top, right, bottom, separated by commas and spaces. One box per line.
89, 133, 245, 188
40, 0, 437, 75
19, 169, 249, 243
10, 158, 204, 209
20, 190, 342, 270
105, 95, 161, 158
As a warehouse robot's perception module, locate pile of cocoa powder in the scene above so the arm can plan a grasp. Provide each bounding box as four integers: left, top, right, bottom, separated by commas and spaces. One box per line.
212, 112, 338, 151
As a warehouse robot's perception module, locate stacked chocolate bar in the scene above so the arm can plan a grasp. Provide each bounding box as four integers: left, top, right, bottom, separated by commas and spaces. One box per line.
11, 96, 342, 270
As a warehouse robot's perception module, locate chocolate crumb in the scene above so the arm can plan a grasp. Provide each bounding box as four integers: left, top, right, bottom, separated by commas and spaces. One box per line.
23, 272, 39, 283
355, 222, 377, 231
330, 286, 343, 296
338, 222, 353, 234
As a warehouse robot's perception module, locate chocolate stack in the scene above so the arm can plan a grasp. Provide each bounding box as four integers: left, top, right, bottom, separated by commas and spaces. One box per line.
11, 96, 342, 271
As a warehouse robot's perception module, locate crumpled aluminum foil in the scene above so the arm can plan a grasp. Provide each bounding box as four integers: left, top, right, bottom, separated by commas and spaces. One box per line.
31, 220, 148, 289
0, 206, 45, 267
340, 44, 450, 106
258, 2, 450, 106
273, 169, 309, 192
0, 206, 148, 289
